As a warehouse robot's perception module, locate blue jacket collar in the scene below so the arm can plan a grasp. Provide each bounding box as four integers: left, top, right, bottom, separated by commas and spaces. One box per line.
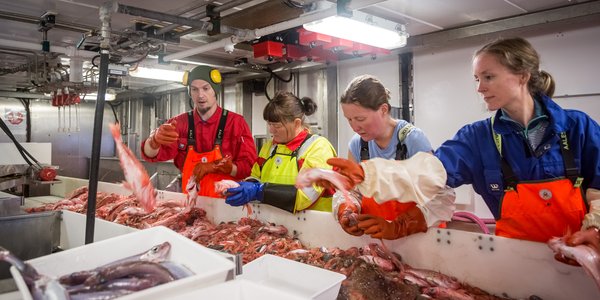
492, 94, 573, 134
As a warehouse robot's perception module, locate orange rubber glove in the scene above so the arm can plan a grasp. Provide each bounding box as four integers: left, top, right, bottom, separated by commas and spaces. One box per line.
214, 156, 233, 175
326, 158, 365, 187
192, 157, 233, 183
148, 121, 178, 149
337, 202, 363, 236
554, 227, 600, 266
356, 205, 428, 240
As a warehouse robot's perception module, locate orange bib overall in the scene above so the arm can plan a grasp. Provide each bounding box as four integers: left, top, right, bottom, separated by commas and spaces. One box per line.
181, 109, 234, 198
493, 130, 586, 243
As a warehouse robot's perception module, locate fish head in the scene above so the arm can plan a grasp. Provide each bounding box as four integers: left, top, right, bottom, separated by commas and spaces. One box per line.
140, 242, 172, 262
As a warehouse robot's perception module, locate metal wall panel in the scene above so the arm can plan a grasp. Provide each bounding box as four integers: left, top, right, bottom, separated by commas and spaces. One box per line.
0, 98, 116, 179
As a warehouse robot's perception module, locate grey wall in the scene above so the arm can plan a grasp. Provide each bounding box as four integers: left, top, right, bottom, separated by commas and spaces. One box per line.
0, 98, 115, 179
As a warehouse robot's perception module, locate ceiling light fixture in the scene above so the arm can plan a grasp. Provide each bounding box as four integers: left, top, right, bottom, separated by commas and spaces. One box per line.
303, 10, 408, 50
128, 67, 184, 82
83, 93, 116, 101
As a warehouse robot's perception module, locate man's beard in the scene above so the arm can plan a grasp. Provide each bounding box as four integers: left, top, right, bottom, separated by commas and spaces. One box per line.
197, 106, 211, 115
196, 103, 214, 115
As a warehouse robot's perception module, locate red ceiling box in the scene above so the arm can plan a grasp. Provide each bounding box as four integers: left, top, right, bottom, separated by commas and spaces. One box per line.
285, 44, 310, 61
322, 38, 354, 52
252, 40, 285, 59
298, 28, 332, 48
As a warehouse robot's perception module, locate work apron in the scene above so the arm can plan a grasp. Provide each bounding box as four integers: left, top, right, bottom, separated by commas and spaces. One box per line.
359, 123, 416, 220
181, 109, 234, 198
261, 134, 332, 212
492, 126, 587, 242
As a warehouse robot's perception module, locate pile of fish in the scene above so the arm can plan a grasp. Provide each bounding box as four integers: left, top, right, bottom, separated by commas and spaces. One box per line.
1, 242, 193, 300
29, 189, 519, 299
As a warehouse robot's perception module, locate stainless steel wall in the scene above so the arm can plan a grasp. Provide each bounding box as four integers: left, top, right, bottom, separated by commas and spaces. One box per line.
0, 97, 115, 179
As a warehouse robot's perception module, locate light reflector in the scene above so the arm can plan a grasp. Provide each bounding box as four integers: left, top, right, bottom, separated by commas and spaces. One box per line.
303, 11, 408, 50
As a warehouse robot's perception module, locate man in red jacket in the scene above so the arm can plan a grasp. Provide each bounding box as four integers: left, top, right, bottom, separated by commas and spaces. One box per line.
141, 65, 257, 197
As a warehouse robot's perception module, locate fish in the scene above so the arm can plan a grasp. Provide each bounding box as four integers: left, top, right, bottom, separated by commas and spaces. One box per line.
424, 287, 474, 300
214, 179, 239, 195
0, 246, 69, 300
214, 179, 254, 216
59, 242, 171, 285
548, 235, 600, 290
185, 174, 199, 208
358, 255, 395, 272
159, 261, 195, 279
83, 261, 174, 286
295, 168, 351, 193
296, 168, 355, 220
404, 268, 461, 290
109, 122, 157, 213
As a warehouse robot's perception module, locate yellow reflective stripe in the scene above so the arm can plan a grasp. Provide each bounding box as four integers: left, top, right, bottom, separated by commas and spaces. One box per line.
490, 117, 502, 156
398, 123, 415, 142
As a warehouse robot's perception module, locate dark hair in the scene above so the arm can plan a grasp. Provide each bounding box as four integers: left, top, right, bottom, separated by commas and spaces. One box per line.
263, 91, 317, 128
340, 74, 391, 111
475, 37, 555, 97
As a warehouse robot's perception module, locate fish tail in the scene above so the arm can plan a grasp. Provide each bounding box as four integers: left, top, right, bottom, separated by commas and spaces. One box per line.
109, 123, 122, 142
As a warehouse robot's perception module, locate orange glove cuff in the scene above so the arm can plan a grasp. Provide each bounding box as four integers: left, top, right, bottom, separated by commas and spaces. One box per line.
148, 134, 160, 149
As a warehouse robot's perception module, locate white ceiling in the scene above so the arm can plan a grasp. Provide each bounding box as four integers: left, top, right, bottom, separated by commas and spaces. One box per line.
0, 0, 597, 93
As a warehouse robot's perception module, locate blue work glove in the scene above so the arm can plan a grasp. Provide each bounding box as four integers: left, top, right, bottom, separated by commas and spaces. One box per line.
225, 181, 264, 206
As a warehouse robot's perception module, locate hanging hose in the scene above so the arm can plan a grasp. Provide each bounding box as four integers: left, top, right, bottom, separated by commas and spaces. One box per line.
451, 211, 494, 235
0, 117, 42, 169
0, 117, 57, 181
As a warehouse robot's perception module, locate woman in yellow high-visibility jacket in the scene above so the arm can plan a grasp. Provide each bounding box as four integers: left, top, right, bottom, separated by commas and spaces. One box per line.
224, 91, 337, 213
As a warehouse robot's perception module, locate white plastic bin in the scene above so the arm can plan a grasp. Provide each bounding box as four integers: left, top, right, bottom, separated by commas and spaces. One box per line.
170, 278, 306, 300
10, 226, 234, 300
239, 254, 346, 300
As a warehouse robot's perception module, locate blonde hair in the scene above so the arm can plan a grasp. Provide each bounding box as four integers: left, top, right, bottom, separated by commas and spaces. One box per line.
475, 37, 555, 97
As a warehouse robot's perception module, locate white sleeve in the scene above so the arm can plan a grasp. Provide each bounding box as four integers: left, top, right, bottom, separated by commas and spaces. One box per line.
582, 188, 600, 230
418, 186, 456, 227
356, 152, 447, 205
355, 152, 453, 226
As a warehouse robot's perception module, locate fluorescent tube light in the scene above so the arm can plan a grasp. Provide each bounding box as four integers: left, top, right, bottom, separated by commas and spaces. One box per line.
129, 66, 184, 82
83, 93, 116, 101
303, 11, 408, 50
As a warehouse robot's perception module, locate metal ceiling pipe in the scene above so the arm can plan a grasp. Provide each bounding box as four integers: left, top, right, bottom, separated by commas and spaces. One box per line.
0, 38, 97, 58
0, 49, 37, 80
0, 91, 51, 99
162, 35, 240, 62
0, 10, 95, 33
156, 0, 250, 35
162, 6, 337, 62
117, 3, 213, 32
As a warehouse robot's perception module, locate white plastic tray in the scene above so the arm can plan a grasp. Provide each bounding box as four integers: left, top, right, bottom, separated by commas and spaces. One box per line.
10, 226, 234, 300
239, 254, 345, 300
170, 278, 306, 300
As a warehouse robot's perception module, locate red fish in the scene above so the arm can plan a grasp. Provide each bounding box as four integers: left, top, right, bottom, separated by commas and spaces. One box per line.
109, 123, 157, 213
548, 235, 600, 290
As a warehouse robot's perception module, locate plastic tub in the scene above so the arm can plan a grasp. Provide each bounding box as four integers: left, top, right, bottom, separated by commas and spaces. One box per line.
10, 226, 235, 300
170, 278, 306, 300
239, 254, 346, 300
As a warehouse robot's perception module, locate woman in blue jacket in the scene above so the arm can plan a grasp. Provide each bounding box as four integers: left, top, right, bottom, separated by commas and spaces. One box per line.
320, 37, 600, 261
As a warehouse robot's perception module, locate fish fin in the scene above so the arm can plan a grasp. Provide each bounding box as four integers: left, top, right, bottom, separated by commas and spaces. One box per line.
122, 181, 134, 191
